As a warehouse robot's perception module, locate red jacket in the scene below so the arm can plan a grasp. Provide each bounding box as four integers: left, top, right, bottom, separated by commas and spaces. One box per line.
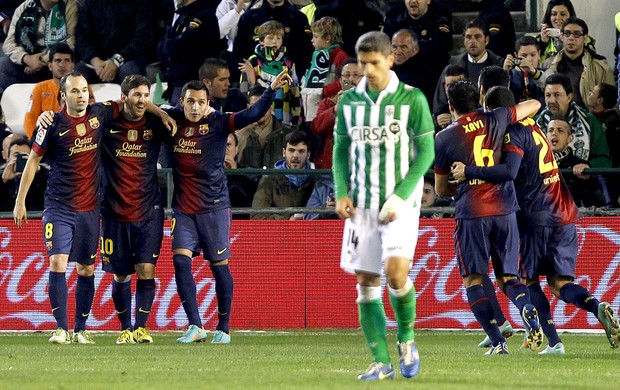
311, 94, 338, 169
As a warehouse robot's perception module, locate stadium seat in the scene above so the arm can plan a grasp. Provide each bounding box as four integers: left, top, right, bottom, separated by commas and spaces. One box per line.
0, 83, 36, 135
91, 83, 121, 102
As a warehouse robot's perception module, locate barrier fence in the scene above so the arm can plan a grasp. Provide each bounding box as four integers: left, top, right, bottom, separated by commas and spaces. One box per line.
1, 217, 619, 331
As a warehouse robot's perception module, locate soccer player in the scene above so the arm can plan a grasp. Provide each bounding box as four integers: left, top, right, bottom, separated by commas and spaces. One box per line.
434, 81, 543, 355
166, 70, 292, 344
13, 71, 121, 344
100, 75, 170, 345
451, 86, 620, 353
333, 31, 435, 381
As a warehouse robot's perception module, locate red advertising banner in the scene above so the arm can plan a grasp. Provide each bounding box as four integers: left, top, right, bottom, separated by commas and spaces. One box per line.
0, 218, 619, 331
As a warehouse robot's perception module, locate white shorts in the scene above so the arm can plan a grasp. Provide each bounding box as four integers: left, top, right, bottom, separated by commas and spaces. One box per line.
340, 207, 421, 275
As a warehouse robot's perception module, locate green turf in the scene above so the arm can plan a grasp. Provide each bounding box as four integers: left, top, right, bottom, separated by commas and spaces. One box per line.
0, 330, 619, 389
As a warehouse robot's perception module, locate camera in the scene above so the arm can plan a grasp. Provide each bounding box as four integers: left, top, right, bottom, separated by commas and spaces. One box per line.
513, 58, 521, 66
14, 154, 27, 173
548, 28, 561, 37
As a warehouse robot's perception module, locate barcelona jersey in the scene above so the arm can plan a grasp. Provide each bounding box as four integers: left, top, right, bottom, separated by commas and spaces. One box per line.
32, 102, 119, 212
434, 107, 518, 219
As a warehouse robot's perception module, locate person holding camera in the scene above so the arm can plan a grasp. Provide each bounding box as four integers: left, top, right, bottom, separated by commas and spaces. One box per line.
502, 35, 549, 107
1, 137, 47, 211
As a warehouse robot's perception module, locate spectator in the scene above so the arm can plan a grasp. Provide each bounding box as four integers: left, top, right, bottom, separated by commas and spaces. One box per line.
1, 132, 23, 168
233, 0, 312, 79
433, 64, 467, 131
0, 132, 24, 211
390, 29, 435, 103
239, 20, 301, 126
157, 0, 222, 105
536, 73, 611, 169
503, 35, 548, 105
23, 42, 94, 139
547, 115, 609, 207
543, 17, 614, 107
199, 57, 247, 112
432, 19, 503, 128
421, 176, 436, 208
310, 58, 361, 169
1, 137, 47, 210
236, 86, 293, 169
587, 82, 620, 206
300, 16, 349, 123
0, 0, 77, 92
383, 0, 452, 88
217, 0, 251, 54
302, 174, 336, 220
75, 0, 156, 83
475, 0, 515, 59
536, 0, 596, 65
251, 129, 315, 220
313, 0, 384, 57
225, 132, 259, 217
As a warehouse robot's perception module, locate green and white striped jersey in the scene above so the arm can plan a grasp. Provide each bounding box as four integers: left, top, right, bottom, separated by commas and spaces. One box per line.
333, 71, 434, 209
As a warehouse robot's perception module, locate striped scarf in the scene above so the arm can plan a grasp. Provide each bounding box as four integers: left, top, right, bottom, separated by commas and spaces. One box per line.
536, 101, 593, 161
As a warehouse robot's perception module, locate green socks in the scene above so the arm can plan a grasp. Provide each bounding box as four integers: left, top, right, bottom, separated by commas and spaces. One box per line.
358, 299, 390, 364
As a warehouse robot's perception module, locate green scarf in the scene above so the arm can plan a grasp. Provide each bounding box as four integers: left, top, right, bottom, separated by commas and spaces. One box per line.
303, 44, 339, 88
15, 0, 66, 54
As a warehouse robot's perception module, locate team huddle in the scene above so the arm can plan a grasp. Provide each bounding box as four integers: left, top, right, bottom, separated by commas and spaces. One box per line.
11, 30, 620, 381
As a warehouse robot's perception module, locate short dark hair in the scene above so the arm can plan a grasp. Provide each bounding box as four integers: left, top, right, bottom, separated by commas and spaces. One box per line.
562, 16, 588, 35
597, 83, 617, 110
9, 137, 32, 150
355, 31, 392, 56
445, 64, 467, 78
49, 42, 74, 62
545, 73, 573, 95
447, 81, 479, 115
180, 80, 209, 100
542, 0, 576, 26
549, 113, 572, 134
248, 85, 266, 99
485, 86, 516, 109
515, 35, 539, 52
479, 66, 509, 90
336, 57, 357, 79
121, 74, 150, 96
393, 29, 418, 45
198, 58, 228, 81
463, 18, 488, 36
284, 130, 310, 147
59, 70, 85, 93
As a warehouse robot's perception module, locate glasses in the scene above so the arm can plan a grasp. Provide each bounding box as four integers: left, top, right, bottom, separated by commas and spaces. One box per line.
562, 31, 584, 38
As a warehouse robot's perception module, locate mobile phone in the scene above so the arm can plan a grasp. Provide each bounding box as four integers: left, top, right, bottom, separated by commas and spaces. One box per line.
548, 28, 561, 37
15, 155, 27, 173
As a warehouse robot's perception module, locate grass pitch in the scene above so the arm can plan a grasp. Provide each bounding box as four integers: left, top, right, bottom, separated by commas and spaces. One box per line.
1, 330, 619, 389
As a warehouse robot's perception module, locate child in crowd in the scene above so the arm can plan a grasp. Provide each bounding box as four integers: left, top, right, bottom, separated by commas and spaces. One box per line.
300, 16, 349, 123
239, 20, 301, 126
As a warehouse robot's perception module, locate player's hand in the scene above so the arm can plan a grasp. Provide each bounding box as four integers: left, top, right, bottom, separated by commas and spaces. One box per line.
335, 196, 356, 220
161, 112, 177, 136
204, 105, 215, 118
378, 194, 405, 225
13, 202, 27, 228
451, 162, 467, 183
270, 69, 293, 90
436, 113, 452, 128
36, 110, 55, 129
572, 163, 590, 179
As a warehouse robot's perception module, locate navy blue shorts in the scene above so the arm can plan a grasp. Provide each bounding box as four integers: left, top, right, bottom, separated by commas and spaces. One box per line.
519, 224, 577, 280
42, 207, 100, 264
454, 213, 520, 277
172, 208, 231, 261
101, 206, 164, 275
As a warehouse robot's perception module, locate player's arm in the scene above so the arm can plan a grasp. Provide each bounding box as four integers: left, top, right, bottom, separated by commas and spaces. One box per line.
145, 101, 177, 135
452, 151, 522, 183
13, 150, 43, 227
231, 70, 292, 130
332, 99, 354, 220
434, 173, 456, 198
514, 99, 541, 121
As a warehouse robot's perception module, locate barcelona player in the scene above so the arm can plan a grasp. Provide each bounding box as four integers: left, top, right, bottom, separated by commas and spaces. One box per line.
100, 75, 171, 345
451, 87, 620, 353
165, 70, 292, 344
434, 81, 543, 355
